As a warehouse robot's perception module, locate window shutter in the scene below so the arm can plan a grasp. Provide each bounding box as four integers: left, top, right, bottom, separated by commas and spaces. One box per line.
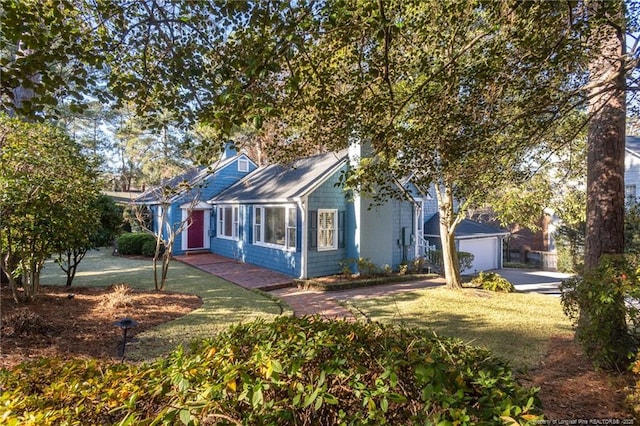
309, 210, 317, 249
338, 210, 345, 248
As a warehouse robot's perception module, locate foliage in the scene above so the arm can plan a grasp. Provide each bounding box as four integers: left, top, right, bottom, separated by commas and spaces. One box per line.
0, 317, 542, 425
625, 202, 640, 254
0, 114, 100, 303
470, 272, 515, 293
116, 233, 159, 256
560, 254, 640, 370
0, 0, 107, 117
1, 309, 52, 337
55, 194, 123, 286
626, 353, 640, 417
428, 250, 475, 274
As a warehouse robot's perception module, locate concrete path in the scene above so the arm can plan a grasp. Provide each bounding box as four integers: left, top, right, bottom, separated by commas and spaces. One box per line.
498, 268, 573, 296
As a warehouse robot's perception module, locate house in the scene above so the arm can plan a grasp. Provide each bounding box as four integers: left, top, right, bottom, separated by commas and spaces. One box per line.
139, 143, 508, 278
423, 213, 510, 273
135, 147, 257, 255
208, 147, 425, 278
625, 135, 640, 205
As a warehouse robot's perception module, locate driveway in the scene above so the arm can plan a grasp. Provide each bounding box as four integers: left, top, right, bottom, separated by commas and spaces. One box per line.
497, 268, 574, 296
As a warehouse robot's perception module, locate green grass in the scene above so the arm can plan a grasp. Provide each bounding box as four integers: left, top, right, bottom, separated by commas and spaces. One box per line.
40, 249, 290, 360
347, 287, 573, 370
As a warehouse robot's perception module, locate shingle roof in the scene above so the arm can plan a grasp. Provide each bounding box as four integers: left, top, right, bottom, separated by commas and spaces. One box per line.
135, 155, 247, 204
424, 213, 509, 238
210, 150, 349, 203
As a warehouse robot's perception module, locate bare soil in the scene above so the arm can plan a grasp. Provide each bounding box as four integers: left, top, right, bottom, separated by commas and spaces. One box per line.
0, 284, 636, 421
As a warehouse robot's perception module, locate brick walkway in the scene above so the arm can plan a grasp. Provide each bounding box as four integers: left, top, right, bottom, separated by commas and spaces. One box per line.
176, 252, 444, 320
175, 253, 293, 291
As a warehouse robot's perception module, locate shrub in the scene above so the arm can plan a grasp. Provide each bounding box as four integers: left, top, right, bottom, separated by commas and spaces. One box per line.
470, 272, 515, 293
428, 250, 475, 273
0, 317, 542, 425
101, 283, 133, 310
560, 254, 640, 370
627, 353, 640, 417
116, 233, 157, 256
1, 309, 54, 337
141, 238, 161, 257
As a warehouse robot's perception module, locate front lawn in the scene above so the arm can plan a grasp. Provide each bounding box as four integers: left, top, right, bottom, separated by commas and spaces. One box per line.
346, 287, 573, 370
39, 249, 289, 360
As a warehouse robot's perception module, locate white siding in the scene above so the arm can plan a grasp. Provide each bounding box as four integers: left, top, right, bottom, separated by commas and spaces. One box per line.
625, 149, 640, 203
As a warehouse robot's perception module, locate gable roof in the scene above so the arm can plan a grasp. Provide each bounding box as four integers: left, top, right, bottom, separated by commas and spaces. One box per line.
136, 153, 255, 204
210, 150, 349, 203
424, 213, 509, 239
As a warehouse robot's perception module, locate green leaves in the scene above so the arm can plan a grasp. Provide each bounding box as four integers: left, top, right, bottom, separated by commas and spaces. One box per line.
1, 316, 543, 424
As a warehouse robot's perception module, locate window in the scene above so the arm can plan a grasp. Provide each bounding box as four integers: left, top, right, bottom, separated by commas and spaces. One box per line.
238, 158, 249, 172
217, 206, 239, 239
318, 209, 337, 250
254, 206, 296, 250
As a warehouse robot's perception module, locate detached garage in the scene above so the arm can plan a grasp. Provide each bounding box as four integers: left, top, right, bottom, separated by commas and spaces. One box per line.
424, 214, 509, 273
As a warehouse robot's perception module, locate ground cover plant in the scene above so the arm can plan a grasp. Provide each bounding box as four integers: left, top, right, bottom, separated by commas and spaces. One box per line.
0, 316, 542, 425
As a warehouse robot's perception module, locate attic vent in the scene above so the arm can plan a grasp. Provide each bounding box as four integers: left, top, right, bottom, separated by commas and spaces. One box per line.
238, 158, 249, 172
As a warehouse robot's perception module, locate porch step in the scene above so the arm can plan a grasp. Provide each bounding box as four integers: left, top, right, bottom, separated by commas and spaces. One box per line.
184, 250, 211, 255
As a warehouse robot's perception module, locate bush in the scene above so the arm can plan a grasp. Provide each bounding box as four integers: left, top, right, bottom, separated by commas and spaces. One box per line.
560, 254, 640, 370
116, 233, 157, 256
428, 250, 475, 273
470, 272, 515, 293
101, 283, 133, 310
0, 317, 542, 425
1, 309, 54, 337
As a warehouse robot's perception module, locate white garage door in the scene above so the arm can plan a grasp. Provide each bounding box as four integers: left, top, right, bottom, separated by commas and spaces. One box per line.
459, 238, 498, 273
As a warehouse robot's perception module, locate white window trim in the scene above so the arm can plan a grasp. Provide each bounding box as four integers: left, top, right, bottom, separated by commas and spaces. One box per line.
238, 158, 249, 172
253, 205, 297, 251
318, 208, 338, 251
217, 205, 239, 240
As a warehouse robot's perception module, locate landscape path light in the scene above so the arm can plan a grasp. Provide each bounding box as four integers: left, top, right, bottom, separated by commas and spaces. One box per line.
112, 317, 138, 361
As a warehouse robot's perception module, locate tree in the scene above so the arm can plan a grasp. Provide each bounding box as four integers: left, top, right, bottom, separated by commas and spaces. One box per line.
88, 1, 591, 288
55, 194, 123, 286
133, 182, 202, 291
0, 0, 107, 117
0, 114, 100, 303
584, 1, 628, 270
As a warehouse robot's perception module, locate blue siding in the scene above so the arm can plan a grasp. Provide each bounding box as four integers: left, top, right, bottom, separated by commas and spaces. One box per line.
306, 167, 351, 278
391, 199, 418, 268
153, 155, 257, 255
211, 204, 302, 277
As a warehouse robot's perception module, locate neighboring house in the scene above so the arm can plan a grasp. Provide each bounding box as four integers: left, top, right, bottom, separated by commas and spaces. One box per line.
208, 148, 425, 278
625, 135, 640, 205
135, 147, 257, 255
423, 213, 509, 273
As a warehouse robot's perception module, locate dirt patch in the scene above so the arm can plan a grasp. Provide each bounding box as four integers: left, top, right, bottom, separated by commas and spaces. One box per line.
0, 284, 202, 369
0, 284, 636, 420
523, 335, 636, 421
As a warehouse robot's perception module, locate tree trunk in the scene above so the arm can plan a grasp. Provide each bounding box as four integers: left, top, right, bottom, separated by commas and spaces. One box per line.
435, 182, 463, 289
584, 4, 626, 270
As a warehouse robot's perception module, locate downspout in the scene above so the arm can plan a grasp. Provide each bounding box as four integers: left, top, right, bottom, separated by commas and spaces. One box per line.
297, 196, 308, 279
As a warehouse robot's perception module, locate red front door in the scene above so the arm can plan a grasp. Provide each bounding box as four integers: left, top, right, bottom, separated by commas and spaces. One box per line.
188, 210, 205, 249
